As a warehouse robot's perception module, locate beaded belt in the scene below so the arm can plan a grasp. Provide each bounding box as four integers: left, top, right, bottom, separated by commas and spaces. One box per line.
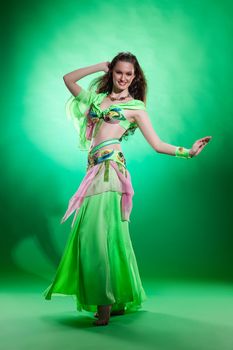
89, 137, 121, 155
87, 138, 127, 180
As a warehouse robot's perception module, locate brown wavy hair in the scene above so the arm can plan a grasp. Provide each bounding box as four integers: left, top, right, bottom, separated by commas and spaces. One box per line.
88, 51, 148, 104
88, 52, 147, 142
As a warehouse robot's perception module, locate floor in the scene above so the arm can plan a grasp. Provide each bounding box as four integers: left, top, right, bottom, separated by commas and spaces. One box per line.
1, 275, 233, 350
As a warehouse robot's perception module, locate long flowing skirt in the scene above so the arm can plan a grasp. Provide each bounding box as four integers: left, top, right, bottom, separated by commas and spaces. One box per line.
43, 149, 147, 313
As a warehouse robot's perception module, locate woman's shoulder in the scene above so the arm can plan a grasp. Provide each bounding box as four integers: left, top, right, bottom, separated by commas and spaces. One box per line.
123, 98, 146, 111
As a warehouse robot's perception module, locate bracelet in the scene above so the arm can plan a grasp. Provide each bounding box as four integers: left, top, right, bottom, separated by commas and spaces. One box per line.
175, 147, 192, 159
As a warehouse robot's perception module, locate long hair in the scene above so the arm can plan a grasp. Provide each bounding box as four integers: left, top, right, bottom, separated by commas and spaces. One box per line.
88, 51, 148, 104
88, 52, 147, 142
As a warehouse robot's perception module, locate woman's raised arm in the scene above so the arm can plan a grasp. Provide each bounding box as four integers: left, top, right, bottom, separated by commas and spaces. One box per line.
63, 62, 110, 97
134, 110, 212, 158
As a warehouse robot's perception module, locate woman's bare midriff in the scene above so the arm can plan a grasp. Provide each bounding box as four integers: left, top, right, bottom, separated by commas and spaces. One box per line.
89, 124, 125, 153
89, 110, 137, 153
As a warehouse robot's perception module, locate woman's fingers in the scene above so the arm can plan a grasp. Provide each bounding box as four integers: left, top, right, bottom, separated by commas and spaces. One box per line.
195, 146, 204, 156
194, 141, 209, 156
191, 136, 212, 157
196, 136, 212, 148
203, 136, 212, 143
198, 136, 212, 143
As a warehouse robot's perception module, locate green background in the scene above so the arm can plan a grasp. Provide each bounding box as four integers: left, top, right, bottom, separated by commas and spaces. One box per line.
2, 1, 233, 349
1, 0, 233, 283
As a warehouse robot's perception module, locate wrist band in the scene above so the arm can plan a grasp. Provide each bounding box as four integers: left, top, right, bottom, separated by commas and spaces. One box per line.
175, 147, 192, 159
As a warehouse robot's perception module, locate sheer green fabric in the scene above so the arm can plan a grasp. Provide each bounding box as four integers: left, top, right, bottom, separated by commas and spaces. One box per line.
65, 89, 106, 150
43, 191, 147, 313
65, 88, 146, 150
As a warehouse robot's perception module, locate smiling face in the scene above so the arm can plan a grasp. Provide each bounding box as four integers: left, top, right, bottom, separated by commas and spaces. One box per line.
112, 60, 136, 91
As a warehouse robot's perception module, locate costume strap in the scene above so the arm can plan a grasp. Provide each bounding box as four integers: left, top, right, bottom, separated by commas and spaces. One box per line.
89, 138, 120, 155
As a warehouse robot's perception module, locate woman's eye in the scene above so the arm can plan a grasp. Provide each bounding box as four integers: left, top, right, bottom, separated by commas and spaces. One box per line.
116, 72, 132, 76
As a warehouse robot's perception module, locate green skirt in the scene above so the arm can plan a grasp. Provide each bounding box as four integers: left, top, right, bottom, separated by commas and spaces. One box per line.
43, 190, 147, 313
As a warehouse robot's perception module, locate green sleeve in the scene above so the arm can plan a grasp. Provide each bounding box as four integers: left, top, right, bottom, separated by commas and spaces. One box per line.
65, 88, 98, 150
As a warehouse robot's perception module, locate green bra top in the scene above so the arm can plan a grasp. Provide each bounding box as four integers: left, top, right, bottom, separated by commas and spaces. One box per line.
65, 88, 146, 150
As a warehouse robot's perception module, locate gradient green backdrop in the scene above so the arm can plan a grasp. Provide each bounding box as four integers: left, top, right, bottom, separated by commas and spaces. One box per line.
1, 0, 233, 283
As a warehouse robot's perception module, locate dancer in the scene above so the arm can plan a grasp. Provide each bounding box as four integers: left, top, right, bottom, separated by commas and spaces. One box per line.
43, 52, 212, 326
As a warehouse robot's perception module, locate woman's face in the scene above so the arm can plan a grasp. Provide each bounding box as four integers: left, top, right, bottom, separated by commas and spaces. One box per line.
112, 61, 135, 91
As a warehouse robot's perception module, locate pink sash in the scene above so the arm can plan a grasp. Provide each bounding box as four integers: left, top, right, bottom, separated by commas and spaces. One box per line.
60, 161, 134, 228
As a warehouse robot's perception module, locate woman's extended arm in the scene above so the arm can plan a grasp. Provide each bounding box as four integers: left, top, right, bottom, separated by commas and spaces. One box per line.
63, 62, 110, 97
134, 110, 212, 158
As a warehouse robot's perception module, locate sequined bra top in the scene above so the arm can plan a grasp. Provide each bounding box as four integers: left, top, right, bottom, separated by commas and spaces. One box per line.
88, 103, 136, 138
87, 93, 147, 139
65, 88, 146, 150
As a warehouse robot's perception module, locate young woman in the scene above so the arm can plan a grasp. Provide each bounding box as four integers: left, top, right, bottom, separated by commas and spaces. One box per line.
43, 52, 212, 326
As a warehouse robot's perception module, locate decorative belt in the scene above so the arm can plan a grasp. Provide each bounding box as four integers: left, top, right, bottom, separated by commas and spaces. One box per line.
87, 138, 127, 180
89, 138, 121, 154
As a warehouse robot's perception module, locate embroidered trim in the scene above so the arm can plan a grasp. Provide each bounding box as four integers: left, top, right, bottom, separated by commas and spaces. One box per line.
104, 160, 110, 182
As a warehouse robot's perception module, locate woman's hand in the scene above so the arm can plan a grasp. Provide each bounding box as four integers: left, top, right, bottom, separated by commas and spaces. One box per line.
99, 61, 111, 73
189, 136, 212, 157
